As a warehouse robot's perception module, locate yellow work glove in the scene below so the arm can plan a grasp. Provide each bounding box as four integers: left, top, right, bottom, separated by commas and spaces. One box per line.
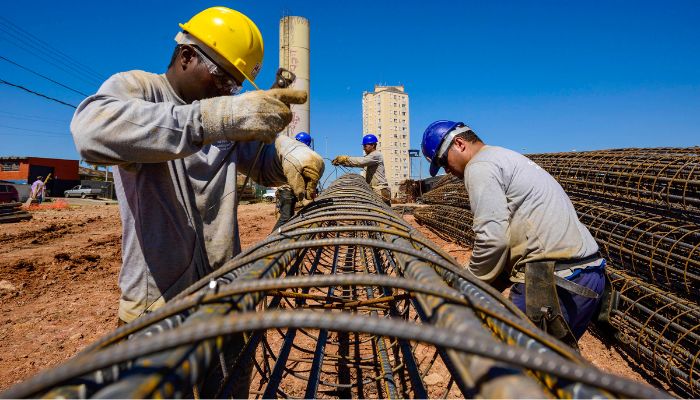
332, 155, 350, 166
199, 88, 308, 145
275, 136, 325, 200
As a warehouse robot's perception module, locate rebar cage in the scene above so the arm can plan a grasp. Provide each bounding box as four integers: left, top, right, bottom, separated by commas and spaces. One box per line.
1, 174, 666, 399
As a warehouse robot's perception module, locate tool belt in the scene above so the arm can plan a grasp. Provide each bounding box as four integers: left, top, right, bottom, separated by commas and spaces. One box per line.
524, 254, 602, 350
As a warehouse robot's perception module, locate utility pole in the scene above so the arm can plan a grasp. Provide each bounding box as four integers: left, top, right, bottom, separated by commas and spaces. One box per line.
105, 165, 114, 200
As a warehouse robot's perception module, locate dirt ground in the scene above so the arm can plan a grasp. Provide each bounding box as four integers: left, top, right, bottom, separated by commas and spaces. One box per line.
0, 202, 649, 393
0, 201, 279, 391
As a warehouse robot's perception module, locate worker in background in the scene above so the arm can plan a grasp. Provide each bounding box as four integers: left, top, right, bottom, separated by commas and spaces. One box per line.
71, 7, 324, 325
420, 120, 605, 347
271, 132, 313, 231
31, 176, 45, 204
332, 134, 391, 205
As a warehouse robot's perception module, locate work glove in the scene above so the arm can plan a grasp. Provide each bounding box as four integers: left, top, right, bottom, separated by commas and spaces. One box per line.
200, 88, 308, 145
332, 155, 350, 166
275, 136, 325, 200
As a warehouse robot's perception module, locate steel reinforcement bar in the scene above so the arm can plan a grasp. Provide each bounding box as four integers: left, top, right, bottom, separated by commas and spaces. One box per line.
414, 204, 475, 248
526, 147, 700, 218
603, 268, 700, 398
574, 197, 700, 299
1, 174, 666, 399
420, 177, 465, 207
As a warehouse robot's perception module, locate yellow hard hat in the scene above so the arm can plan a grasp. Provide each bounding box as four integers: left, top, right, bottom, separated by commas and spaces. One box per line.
179, 7, 264, 88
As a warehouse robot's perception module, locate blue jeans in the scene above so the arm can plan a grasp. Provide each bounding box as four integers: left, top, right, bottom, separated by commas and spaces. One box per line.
509, 261, 606, 339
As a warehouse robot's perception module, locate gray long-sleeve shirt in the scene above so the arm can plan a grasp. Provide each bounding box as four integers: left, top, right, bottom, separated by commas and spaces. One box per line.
464, 145, 600, 283
71, 70, 288, 322
344, 151, 389, 192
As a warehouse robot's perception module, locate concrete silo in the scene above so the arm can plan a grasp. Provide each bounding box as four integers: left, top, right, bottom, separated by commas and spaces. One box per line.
279, 16, 310, 140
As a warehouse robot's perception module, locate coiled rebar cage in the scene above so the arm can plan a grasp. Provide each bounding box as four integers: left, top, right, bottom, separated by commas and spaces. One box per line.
2, 174, 665, 399
605, 268, 700, 398
527, 147, 700, 220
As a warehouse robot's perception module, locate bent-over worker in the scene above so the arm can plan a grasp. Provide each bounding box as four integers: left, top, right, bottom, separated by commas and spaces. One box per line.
271, 132, 314, 232
31, 176, 46, 204
421, 120, 605, 347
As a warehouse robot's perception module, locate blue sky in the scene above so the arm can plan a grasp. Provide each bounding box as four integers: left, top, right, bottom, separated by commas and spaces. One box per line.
1, 0, 698, 182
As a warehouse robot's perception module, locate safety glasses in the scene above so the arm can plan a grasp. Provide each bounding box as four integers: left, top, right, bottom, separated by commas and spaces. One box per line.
436, 138, 454, 169
437, 152, 449, 170
191, 45, 242, 95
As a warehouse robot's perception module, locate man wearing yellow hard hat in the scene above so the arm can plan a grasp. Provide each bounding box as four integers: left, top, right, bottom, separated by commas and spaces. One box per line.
71, 7, 324, 324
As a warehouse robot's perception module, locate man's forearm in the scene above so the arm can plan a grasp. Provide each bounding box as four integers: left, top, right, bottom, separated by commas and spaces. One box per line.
468, 230, 510, 282
344, 155, 377, 167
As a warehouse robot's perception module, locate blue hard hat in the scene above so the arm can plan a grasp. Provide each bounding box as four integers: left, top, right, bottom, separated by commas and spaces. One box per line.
421, 120, 464, 177
362, 134, 378, 145
294, 132, 312, 146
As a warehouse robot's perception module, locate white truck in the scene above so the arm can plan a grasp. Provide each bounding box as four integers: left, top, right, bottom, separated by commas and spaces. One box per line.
64, 185, 102, 199
262, 188, 277, 202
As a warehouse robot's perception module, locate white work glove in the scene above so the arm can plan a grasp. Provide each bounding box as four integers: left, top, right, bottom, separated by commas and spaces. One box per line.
199, 88, 308, 145
275, 136, 325, 200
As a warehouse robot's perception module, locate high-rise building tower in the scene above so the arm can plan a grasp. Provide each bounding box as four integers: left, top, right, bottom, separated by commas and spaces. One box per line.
362, 85, 410, 194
